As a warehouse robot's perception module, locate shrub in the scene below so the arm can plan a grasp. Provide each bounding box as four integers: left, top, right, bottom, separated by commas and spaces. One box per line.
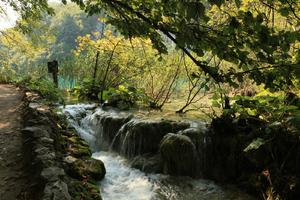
19, 77, 64, 104
101, 85, 149, 110
71, 78, 101, 101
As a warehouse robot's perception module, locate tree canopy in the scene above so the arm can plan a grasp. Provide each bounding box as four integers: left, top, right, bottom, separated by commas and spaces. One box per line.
62, 0, 300, 91
3, 0, 300, 91
1, 0, 299, 117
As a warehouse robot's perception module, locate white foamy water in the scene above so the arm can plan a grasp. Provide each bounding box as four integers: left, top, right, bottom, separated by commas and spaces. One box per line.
93, 152, 154, 200
62, 104, 255, 200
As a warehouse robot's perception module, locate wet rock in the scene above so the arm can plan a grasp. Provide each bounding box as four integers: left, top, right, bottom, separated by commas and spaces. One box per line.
243, 138, 272, 169
29, 103, 50, 112
67, 179, 102, 200
179, 128, 208, 175
66, 136, 88, 146
63, 155, 77, 164
180, 128, 205, 151
67, 158, 106, 181
130, 154, 162, 173
65, 136, 92, 158
24, 115, 53, 128
112, 119, 190, 158
160, 133, 199, 177
97, 113, 132, 149
68, 144, 92, 158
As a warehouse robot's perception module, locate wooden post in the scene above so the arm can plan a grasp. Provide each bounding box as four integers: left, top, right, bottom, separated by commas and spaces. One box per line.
48, 60, 59, 87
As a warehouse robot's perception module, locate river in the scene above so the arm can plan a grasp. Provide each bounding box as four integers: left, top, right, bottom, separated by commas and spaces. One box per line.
62, 104, 255, 200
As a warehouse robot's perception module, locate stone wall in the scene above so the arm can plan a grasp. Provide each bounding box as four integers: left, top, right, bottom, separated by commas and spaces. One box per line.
22, 92, 72, 200
21, 91, 105, 200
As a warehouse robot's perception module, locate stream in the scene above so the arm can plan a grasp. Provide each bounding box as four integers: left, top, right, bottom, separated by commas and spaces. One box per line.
62, 104, 255, 200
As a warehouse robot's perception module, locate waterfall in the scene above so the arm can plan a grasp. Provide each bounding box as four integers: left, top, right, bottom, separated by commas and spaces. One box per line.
61, 104, 255, 200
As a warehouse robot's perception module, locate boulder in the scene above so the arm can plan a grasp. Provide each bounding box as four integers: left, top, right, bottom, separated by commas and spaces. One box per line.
180, 128, 205, 150
160, 133, 199, 177
67, 179, 102, 200
130, 154, 162, 173
69, 143, 92, 158
64, 135, 92, 158
67, 158, 106, 181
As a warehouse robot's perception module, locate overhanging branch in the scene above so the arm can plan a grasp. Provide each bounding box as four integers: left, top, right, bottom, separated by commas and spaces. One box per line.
104, 0, 223, 82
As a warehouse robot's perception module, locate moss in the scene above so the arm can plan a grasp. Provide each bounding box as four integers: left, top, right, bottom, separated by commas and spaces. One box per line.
58, 117, 105, 199
68, 158, 106, 181
160, 133, 199, 177
61, 133, 92, 158
69, 144, 92, 158
67, 179, 102, 200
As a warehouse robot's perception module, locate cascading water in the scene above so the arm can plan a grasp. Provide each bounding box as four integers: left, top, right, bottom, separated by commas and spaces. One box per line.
62, 104, 255, 200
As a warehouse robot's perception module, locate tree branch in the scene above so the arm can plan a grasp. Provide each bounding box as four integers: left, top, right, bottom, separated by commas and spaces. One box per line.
104, 0, 222, 82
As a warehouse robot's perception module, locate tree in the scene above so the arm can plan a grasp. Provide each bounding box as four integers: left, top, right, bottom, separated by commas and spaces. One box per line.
70, 0, 300, 91
74, 30, 152, 100
0, 0, 54, 31
0, 2, 101, 86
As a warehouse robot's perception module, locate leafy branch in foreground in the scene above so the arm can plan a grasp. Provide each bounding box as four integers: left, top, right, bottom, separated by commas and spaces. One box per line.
70, 0, 300, 91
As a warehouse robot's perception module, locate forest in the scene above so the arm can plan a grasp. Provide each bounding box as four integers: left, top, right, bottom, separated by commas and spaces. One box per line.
0, 0, 299, 200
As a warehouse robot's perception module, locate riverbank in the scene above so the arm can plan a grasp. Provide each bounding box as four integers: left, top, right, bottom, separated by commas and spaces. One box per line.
20, 88, 106, 199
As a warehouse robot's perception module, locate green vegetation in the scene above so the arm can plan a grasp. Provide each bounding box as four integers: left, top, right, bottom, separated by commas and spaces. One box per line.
0, 1, 298, 115
1, 0, 300, 199
1, 1, 299, 112
18, 77, 65, 104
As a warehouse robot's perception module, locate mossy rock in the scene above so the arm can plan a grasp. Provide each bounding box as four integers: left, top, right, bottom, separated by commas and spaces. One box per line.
67, 179, 102, 200
60, 129, 76, 137
67, 136, 88, 146
68, 144, 92, 158
160, 133, 199, 177
68, 158, 106, 181
62, 135, 92, 158
180, 128, 205, 150
130, 154, 162, 173
113, 119, 190, 158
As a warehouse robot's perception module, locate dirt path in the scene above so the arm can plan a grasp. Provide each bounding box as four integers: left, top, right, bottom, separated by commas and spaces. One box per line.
0, 85, 27, 200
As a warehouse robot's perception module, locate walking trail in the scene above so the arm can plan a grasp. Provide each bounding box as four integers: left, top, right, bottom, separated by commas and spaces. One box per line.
0, 84, 28, 200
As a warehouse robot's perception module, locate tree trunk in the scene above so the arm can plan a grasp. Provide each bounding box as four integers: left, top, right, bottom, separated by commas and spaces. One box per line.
92, 51, 100, 87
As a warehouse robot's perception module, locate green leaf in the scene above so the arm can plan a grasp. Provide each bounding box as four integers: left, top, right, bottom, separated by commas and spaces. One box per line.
234, 0, 241, 7
100, 90, 110, 101
244, 138, 266, 152
118, 85, 127, 92
212, 100, 221, 108
279, 7, 290, 17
